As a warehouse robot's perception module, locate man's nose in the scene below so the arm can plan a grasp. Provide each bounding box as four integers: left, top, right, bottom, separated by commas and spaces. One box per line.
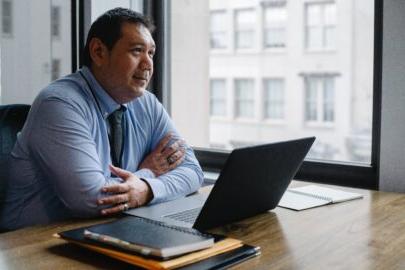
140, 54, 153, 70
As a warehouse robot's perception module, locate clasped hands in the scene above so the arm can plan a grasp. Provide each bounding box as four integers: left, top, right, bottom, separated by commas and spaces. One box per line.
98, 133, 186, 215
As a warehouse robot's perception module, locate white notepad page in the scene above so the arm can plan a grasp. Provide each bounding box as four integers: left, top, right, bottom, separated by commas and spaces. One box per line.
278, 185, 363, 210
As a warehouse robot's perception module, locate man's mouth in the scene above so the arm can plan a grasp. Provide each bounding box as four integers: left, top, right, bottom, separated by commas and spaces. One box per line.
133, 76, 148, 81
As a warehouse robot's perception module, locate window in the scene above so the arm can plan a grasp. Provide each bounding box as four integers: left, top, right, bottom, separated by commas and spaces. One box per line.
51, 6, 61, 39
0, 2, 71, 104
2, 0, 12, 36
263, 1, 287, 48
234, 9, 255, 49
234, 79, 254, 118
171, 0, 374, 163
210, 11, 228, 49
305, 2, 336, 50
264, 79, 284, 120
51, 59, 61, 81
210, 79, 227, 116
304, 76, 335, 124
169, 0, 378, 187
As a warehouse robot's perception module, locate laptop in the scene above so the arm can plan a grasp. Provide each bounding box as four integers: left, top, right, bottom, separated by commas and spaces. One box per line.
126, 137, 315, 231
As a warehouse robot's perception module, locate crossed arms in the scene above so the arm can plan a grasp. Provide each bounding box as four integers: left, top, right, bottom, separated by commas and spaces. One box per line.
28, 94, 203, 217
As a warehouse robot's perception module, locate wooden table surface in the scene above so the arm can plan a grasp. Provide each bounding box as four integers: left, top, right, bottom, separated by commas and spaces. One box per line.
0, 182, 404, 270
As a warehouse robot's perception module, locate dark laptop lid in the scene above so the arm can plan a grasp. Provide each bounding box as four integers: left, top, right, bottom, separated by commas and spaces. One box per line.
193, 137, 315, 230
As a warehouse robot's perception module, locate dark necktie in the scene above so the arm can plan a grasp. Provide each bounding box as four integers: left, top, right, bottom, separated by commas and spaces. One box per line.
108, 107, 125, 167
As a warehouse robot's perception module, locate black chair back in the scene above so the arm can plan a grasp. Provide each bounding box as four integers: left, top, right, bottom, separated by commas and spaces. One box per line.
0, 104, 31, 213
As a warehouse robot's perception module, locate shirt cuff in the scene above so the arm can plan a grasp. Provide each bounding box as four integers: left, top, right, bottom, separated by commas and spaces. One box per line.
134, 168, 156, 179
139, 177, 167, 204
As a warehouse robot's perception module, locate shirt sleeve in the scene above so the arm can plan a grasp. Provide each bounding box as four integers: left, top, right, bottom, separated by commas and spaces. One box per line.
28, 96, 122, 217
136, 94, 204, 204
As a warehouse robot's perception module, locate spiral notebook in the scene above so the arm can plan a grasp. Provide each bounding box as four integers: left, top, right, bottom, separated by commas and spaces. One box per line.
278, 185, 363, 211
82, 216, 214, 259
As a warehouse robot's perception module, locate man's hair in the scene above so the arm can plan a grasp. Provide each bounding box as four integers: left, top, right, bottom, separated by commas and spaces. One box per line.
83, 8, 155, 67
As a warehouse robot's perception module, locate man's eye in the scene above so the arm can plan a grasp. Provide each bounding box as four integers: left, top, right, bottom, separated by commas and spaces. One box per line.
149, 51, 155, 58
131, 48, 143, 54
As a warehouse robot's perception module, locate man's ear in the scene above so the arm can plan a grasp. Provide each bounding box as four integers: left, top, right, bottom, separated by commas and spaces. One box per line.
89, 38, 108, 67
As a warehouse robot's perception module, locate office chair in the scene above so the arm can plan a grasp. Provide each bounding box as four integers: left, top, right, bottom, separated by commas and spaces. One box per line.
0, 104, 31, 217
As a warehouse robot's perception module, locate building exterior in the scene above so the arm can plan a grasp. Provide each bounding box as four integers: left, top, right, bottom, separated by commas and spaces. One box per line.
0, 0, 71, 105
206, 0, 374, 162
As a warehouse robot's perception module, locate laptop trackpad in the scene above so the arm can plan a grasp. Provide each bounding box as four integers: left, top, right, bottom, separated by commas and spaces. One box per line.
125, 193, 208, 226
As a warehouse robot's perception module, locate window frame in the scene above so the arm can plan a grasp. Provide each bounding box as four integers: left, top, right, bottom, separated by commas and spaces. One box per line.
210, 79, 227, 117
76, 0, 382, 190
51, 58, 61, 81
234, 8, 256, 50
263, 78, 285, 120
304, 1, 337, 51
234, 78, 255, 119
51, 5, 61, 39
1, 0, 13, 37
209, 10, 228, 50
304, 75, 335, 125
262, 1, 287, 49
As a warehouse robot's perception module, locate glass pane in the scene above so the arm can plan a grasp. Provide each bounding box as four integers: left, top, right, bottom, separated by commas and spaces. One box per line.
324, 3, 337, 25
235, 9, 255, 28
210, 11, 227, 31
264, 6, 287, 25
211, 32, 227, 48
235, 30, 254, 49
90, 0, 143, 20
235, 79, 254, 118
324, 26, 336, 49
235, 9, 254, 49
265, 27, 285, 48
323, 78, 335, 122
264, 79, 284, 119
0, 0, 71, 105
210, 79, 226, 116
2, 0, 12, 35
210, 11, 228, 49
170, 0, 374, 163
307, 26, 322, 49
306, 4, 321, 26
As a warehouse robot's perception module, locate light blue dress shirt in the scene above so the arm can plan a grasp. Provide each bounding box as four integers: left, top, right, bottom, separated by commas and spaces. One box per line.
0, 67, 203, 230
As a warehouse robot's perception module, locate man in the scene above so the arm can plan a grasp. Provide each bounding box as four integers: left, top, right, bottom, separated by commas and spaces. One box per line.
0, 8, 203, 230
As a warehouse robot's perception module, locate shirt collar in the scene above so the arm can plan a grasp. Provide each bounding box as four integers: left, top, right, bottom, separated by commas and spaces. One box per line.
80, 66, 127, 119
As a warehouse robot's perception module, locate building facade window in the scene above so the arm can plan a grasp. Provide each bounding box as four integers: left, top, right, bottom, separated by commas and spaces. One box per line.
304, 76, 335, 123
235, 79, 255, 118
264, 78, 284, 119
51, 59, 61, 81
2, 0, 12, 36
234, 9, 255, 49
210, 10, 228, 49
263, 1, 287, 48
210, 79, 227, 116
51, 6, 61, 39
305, 1, 336, 50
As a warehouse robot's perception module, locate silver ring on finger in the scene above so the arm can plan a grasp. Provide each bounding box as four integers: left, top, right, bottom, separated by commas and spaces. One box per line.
122, 203, 129, 211
167, 155, 175, 165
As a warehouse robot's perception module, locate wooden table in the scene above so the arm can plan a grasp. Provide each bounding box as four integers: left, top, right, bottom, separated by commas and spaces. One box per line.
0, 182, 404, 270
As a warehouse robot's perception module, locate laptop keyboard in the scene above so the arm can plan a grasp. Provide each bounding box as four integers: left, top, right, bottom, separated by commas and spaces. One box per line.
163, 207, 202, 224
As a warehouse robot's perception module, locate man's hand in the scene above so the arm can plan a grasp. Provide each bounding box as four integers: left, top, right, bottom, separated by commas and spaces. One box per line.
139, 133, 186, 176
98, 165, 153, 215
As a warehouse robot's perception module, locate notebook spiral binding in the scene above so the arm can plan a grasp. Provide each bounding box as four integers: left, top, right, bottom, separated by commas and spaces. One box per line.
288, 190, 333, 202
138, 217, 212, 238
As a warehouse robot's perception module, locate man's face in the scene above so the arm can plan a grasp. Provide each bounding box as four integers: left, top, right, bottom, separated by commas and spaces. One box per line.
96, 22, 155, 103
